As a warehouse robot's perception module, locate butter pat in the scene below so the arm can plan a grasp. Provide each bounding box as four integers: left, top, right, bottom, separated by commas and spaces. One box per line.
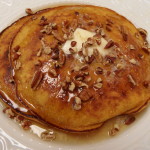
62, 28, 110, 57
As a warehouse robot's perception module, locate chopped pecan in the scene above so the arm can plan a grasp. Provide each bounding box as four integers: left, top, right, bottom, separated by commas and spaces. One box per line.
142, 45, 150, 54
80, 65, 88, 71
71, 41, 77, 47
43, 46, 51, 55
128, 75, 136, 86
79, 89, 93, 102
34, 60, 42, 66
48, 68, 57, 77
58, 50, 66, 67
129, 45, 135, 50
124, 116, 135, 125
13, 45, 20, 52
31, 70, 43, 90
84, 76, 91, 82
41, 130, 55, 141
105, 56, 116, 64
13, 52, 21, 61
14, 115, 25, 123
95, 67, 103, 75
109, 127, 119, 136
3, 107, 15, 119
25, 8, 34, 15
69, 48, 76, 54
143, 81, 149, 88
69, 82, 76, 92
39, 16, 48, 26
129, 59, 138, 65
119, 26, 128, 41
93, 83, 102, 89
51, 52, 59, 60
85, 55, 95, 64
73, 97, 82, 110
93, 49, 103, 63
138, 28, 147, 39
52, 30, 65, 42
104, 40, 114, 49
41, 23, 53, 35
37, 48, 42, 57
21, 120, 32, 130
14, 61, 21, 70
106, 25, 111, 32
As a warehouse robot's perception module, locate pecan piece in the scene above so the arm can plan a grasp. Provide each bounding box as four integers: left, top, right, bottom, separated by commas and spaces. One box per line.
138, 28, 147, 39
104, 40, 114, 49
71, 41, 77, 47
41, 130, 55, 141
79, 89, 93, 102
124, 116, 135, 125
58, 50, 66, 67
25, 8, 34, 15
31, 70, 43, 90
48, 68, 57, 77
14, 61, 21, 70
128, 75, 136, 86
119, 26, 128, 41
95, 67, 103, 74
69, 82, 76, 92
73, 97, 82, 110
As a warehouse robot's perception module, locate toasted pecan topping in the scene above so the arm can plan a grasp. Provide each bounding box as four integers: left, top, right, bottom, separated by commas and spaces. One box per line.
13, 45, 20, 52
129, 59, 138, 65
37, 49, 42, 57
129, 45, 135, 50
128, 75, 136, 86
34, 60, 42, 66
58, 50, 66, 67
71, 41, 77, 47
14, 61, 21, 70
124, 116, 135, 125
119, 26, 128, 41
105, 55, 116, 64
21, 120, 32, 130
69, 82, 76, 92
93, 49, 102, 63
39, 16, 48, 26
3, 107, 15, 119
95, 67, 103, 75
25, 8, 34, 15
41, 130, 55, 141
80, 65, 88, 71
109, 127, 119, 136
48, 68, 57, 77
105, 25, 111, 32
142, 45, 150, 54
104, 40, 114, 49
93, 82, 102, 89
73, 97, 81, 110
138, 28, 147, 39
31, 70, 43, 90
79, 89, 93, 102
85, 55, 95, 64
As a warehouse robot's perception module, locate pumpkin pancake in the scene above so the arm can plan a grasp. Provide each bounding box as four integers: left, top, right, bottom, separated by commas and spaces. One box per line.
10, 5, 150, 131
0, 8, 51, 120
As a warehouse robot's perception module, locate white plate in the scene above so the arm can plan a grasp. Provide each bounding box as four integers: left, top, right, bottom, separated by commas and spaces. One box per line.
0, 0, 150, 149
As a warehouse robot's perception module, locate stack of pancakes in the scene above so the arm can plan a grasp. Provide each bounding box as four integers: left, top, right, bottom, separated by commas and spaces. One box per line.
0, 5, 150, 132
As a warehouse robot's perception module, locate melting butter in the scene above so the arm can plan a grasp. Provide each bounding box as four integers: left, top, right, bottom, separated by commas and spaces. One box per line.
62, 28, 110, 57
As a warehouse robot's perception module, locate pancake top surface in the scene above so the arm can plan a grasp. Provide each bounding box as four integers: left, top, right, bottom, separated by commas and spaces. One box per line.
10, 5, 150, 131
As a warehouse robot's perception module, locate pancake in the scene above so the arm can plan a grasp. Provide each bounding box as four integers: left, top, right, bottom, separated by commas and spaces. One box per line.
0, 8, 50, 120
10, 5, 150, 131
0, 15, 34, 116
